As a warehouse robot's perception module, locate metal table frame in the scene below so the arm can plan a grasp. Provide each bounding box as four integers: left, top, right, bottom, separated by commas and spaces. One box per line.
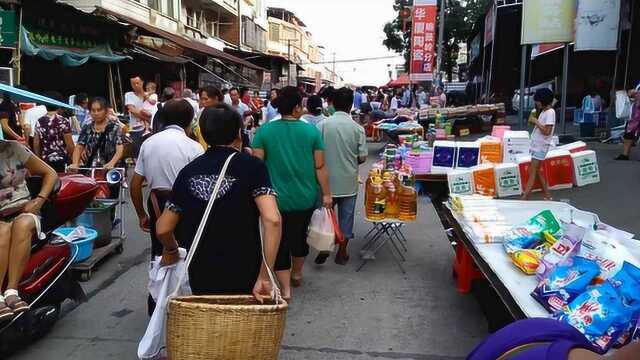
357, 221, 409, 274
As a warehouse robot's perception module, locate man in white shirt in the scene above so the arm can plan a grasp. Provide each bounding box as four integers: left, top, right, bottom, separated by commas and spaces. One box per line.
417, 86, 428, 109
130, 99, 203, 315
229, 88, 251, 118
390, 91, 402, 113
125, 75, 151, 158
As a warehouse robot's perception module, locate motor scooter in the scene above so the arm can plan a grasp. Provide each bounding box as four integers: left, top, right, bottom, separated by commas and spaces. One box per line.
0, 173, 98, 354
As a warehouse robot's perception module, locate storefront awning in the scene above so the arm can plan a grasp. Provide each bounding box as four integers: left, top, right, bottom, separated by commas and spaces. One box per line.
20, 26, 129, 67
98, 8, 265, 71
130, 45, 191, 64
0, 83, 75, 110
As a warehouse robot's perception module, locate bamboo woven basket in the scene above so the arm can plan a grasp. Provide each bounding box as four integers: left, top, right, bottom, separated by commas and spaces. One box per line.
166, 295, 288, 360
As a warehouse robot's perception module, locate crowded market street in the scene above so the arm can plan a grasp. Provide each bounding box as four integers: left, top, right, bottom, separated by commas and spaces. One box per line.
1, 0, 640, 359
10, 143, 489, 360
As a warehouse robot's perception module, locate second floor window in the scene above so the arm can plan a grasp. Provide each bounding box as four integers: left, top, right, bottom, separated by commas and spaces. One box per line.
269, 23, 279, 42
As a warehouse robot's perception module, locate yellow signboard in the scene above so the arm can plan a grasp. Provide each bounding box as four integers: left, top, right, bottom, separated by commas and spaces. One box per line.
521, 0, 577, 44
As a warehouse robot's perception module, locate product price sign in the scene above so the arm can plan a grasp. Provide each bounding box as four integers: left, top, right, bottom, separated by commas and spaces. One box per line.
410, 0, 437, 82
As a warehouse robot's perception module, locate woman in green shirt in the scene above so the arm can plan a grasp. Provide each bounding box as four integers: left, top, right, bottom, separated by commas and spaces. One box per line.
252, 86, 332, 300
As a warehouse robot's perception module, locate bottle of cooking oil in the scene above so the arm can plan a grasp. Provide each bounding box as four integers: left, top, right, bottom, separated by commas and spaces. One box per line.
398, 173, 417, 222
383, 173, 400, 219
366, 175, 386, 221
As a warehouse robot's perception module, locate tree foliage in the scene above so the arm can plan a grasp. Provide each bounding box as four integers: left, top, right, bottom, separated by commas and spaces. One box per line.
383, 0, 490, 81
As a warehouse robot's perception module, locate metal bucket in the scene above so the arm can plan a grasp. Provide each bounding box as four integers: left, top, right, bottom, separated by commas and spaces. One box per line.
73, 200, 117, 248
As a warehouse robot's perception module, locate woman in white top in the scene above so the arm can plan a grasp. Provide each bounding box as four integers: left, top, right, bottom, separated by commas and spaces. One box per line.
523, 88, 555, 201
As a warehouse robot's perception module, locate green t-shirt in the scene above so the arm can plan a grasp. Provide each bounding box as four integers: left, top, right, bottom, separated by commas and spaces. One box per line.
252, 119, 325, 212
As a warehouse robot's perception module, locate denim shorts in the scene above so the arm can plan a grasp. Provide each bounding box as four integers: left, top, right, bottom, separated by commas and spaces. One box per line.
530, 145, 550, 161
333, 195, 357, 240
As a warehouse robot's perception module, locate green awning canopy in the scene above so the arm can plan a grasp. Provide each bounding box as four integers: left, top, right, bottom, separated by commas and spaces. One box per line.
20, 26, 129, 67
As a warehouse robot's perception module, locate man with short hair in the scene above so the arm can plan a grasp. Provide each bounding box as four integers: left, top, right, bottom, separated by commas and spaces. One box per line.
125, 75, 152, 158
229, 88, 251, 119
316, 87, 367, 265
130, 99, 204, 315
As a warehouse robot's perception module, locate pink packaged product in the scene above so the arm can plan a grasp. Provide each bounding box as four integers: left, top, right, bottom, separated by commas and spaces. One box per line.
536, 222, 586, 280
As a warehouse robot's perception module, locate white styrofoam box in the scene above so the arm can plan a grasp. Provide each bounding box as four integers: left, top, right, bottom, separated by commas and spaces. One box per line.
557, 141, 588, 153
432, 140, 457, 173
502, 131, 531, 163
571, 150, 600, 187
456, 141, 480, 169
447, 169, 475, 195
494, 163, 523, 198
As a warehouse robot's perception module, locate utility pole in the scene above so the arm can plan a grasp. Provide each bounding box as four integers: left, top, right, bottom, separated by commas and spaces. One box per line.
287, 39, 292, 85
436, 0, 446, 85
332, 52, 336, 84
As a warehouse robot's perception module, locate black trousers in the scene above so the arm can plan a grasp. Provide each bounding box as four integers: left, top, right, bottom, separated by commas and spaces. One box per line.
147, 190, 171, 317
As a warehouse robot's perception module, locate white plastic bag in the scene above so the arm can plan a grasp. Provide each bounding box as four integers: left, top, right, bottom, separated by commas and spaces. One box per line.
138, 248, 191, 360
616, 90, 632, 120
307, 208, 336, 252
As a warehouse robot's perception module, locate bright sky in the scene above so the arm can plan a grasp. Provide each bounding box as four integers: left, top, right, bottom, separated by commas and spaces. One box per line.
266, 0, 405, 86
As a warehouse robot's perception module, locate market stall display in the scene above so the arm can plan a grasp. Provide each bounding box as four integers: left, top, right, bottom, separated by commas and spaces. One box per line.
359, 145, 419, 273
419, 103, 507, 124
445, 195, 640, 354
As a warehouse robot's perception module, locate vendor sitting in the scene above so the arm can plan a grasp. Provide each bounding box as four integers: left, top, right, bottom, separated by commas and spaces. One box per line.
0, 140, 58, 322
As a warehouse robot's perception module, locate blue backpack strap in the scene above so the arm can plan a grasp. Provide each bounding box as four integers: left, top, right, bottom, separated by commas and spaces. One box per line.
467, 318, 598, 360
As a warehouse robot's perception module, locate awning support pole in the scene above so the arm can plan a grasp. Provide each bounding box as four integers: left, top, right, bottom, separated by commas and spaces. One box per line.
560, 43, 569, 134
519, 44, 526, 129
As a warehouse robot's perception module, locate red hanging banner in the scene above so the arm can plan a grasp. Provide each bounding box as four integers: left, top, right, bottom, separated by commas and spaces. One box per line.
410, 0, 437, 82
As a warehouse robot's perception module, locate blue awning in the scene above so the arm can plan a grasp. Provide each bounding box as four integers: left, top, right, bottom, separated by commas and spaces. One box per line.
0, 83, 75, 110
20, 26, 129, 67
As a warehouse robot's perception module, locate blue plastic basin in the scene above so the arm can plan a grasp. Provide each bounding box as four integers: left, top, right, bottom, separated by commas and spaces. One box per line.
54, 227, 98, 264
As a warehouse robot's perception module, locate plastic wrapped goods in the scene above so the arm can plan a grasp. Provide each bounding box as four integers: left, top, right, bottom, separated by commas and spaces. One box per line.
517, 156, 544, 193
532, 256, 600, 313
473, 164, 497, 197
494, 163, 523, 198
545, 150, 574, 190
558, 141, 588, 153
448, 169, 475, 196
432, 141, 456, 173
571, 150, 600, 187
479, 139, 502, 164
503, 131, 531, 163
456, 142, 480, 168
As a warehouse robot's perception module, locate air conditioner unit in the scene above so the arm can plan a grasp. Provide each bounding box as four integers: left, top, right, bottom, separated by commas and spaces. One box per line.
0, 67, 13, 86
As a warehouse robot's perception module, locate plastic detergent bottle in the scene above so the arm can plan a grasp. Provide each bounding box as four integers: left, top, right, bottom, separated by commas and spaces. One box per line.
398, 174, 417, 222
366, 175, 386, 221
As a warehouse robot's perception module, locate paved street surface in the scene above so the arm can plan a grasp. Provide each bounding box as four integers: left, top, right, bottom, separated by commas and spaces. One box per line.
9, 140, 640, 360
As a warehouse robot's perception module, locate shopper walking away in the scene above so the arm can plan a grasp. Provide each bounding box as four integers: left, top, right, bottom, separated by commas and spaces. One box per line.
130, 99, 203, 315
33, 91, 75, 172
522, 88, 555, 201
0, 140, 57, 322
71, 97, 124, 170
252, 86, 332, 299
156, 104, 281, 301
151, 87, 176, 133
301, 95, 327, 126
316, 88, 367, 264
615, 82, 640, 161
125, 75, 151, 159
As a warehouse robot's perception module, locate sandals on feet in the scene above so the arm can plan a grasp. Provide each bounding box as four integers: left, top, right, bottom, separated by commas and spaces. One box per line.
4, 290, 29, 314
0, 300, 14, 322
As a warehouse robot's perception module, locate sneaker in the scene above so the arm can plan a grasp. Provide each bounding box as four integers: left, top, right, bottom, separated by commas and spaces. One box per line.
615, 154, 630, 161
0, 300, 15, 323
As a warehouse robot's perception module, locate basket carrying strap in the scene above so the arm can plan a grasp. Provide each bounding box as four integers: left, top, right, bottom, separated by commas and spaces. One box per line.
170, 152, 283, 304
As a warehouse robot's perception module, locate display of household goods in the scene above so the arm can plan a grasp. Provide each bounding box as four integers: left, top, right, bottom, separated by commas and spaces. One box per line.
365, 145, 418, 222
419, 103, 507, 124
447, 195, 640, 354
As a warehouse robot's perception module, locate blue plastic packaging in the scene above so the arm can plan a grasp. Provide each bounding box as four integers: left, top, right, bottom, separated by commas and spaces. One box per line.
531, 256, 600, 313
609, 262, 640, 347
557, 282, 630, 353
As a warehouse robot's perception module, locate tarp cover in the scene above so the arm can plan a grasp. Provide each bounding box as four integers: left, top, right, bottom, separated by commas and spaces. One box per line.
21, 26, 128, 67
